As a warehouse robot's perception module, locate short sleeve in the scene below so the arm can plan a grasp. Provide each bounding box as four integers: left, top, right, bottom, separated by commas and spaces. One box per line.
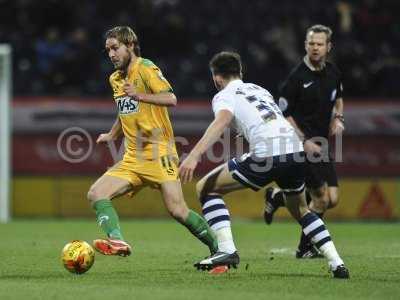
336, 80, 344, 100
278, 74, 298, 117
212, 93, 235, 116
140, 61, 173, 94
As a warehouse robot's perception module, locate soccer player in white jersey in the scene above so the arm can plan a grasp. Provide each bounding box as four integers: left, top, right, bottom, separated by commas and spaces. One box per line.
179, 51, 349, 278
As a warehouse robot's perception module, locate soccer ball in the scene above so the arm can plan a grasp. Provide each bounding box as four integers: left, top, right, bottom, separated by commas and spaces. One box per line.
61, 240, 95, 274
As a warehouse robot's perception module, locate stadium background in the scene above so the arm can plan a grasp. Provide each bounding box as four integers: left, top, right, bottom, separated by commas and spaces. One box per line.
3, 0, 400, 220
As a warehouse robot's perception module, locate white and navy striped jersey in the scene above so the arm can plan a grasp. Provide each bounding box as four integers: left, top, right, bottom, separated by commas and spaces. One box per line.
212, 79, 303, 157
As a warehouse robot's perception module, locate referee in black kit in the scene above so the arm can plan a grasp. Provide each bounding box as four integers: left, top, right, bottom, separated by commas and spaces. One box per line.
263, 24, 345, 258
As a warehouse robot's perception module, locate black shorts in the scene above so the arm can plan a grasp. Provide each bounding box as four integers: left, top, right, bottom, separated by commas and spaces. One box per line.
305, 159, 338, 189
228, 152, 306, 195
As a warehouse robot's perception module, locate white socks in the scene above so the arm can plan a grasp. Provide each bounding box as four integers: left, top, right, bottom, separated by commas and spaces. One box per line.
319, 241, 344, 270
215, 226, 237, 254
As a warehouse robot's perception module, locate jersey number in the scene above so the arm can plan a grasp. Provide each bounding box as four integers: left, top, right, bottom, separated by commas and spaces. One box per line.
245, 95, 281, 122
160, 156, 175, 176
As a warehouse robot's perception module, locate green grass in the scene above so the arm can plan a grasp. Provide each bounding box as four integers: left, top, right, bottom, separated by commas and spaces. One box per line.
0, 220, 399, 300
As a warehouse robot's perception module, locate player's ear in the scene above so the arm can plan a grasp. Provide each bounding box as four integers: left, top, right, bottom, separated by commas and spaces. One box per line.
126, 42, 134, 52
215, 74, 223, 85
327, 42, 332, 53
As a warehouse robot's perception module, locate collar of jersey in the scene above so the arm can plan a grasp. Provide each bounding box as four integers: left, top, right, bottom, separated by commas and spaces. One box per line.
224, 79, 243, 90
117, 57, 142, 80
303, 55, 326, 72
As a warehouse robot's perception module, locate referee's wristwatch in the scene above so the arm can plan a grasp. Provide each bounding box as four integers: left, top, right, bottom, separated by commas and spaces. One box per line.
333, 113, 345, 123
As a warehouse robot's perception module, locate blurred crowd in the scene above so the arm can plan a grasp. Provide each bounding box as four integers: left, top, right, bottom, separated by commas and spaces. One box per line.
2, 0, 399, 98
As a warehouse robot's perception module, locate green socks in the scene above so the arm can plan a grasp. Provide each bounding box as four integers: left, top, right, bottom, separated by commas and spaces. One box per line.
184, 210, 218, 254
93, 199, 124, 240
93, 201, 217, 253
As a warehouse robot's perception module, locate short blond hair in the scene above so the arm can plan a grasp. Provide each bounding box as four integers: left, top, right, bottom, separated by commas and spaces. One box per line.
105, 26, 141, 56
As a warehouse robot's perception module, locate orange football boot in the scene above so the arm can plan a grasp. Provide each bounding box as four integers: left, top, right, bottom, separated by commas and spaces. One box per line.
93, 238, 132, 257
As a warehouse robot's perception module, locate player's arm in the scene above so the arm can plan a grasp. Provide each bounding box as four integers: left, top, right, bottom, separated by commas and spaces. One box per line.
285, 116, 321, 154
179, 110, 233, 183
329, 77, 345, 136
96, 115, 123, 144
123, 85, 177, 106
330, 97, 345, 136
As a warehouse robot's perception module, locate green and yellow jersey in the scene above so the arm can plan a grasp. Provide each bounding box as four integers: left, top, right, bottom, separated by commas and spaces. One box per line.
109, 58, 178, 161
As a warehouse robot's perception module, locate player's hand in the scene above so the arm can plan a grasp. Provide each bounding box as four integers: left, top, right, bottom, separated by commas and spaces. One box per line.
303, 140, 322, 155
179, 154, 199, 184
123, 82, 140, 100
329, 118, 345, 136
96, 133, 114, 144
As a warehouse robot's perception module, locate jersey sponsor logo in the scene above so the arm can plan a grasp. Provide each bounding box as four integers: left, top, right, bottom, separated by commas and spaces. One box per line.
303, 81, 313, 88
116, 96, 139, 114
331, 89, 337, 101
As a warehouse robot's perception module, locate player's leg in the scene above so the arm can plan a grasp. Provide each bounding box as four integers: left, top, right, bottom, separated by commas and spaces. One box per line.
264, 158, 328, 224
297, 186, 339, 258
297, 161, 339, 256
88, 174, 132, 240
285, 191, 349, 278
88, 164, 139, 256
327, 186, 339, 208
263, 186, 286, 224
308, 184, 329, 214
159, 180, 218, 255
308, 160, 338, 214
325, 162, 339, 209
195, 160, 255, 269
291, 184, 327, 258
294, 160, 332, 257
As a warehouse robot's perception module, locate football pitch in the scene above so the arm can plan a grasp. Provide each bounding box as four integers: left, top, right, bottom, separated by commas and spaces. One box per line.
0, 220, 399, 300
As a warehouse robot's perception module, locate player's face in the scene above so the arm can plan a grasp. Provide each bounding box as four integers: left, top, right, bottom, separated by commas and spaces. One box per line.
105, 38, 132, 70
305, 32, 331, 64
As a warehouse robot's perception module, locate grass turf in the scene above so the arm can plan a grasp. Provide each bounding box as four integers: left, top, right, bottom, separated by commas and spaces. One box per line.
0, 220, 399, 300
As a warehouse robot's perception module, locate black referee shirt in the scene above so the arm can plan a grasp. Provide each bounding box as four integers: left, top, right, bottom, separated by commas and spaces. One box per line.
278, 58, 343, 139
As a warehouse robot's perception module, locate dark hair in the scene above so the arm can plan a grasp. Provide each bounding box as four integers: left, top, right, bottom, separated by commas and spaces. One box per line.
105, 26, 141, 56
209, 51, 242, 78
306, 24, 333, 43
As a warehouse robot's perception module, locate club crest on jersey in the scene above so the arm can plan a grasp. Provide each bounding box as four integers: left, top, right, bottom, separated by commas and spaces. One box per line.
116, 96, 139, 114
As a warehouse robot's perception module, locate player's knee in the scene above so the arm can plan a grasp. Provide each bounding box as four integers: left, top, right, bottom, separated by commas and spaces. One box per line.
310, 198, 327, 212
87, 186, 104, 205
311, 186, 326, 199
195, 179, 205, 199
